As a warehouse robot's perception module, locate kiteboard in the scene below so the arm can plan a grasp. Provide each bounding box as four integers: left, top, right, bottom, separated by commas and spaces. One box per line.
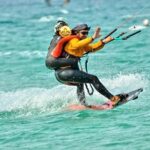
68, 88, 143, 111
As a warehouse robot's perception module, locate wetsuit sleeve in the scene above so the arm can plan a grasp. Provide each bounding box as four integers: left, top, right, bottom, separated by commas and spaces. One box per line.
84, 40, 105, 52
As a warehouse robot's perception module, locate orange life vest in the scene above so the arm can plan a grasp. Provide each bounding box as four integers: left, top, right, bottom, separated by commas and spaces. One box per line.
51, 35, 79, 58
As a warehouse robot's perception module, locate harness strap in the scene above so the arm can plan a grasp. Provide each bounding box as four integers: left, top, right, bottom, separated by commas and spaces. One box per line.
85, 55, 94, 95
79, 57, 94, 96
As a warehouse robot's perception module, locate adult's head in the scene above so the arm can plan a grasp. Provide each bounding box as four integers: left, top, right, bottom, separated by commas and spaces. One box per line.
72, 24, 90, 39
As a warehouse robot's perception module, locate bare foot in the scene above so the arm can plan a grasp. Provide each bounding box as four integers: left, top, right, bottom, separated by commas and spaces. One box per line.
110, 96, 121, 105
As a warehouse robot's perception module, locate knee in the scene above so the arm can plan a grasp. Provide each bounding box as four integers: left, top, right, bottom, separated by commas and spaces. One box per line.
45, 59, 51, 69
56, 70, 72, 81
45, 57, 58, 69
45, 59, 54, 69
91, 75, 99, 83
45, 59, 50, 67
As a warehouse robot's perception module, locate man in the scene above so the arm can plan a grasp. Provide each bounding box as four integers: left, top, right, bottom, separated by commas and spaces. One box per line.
45, 20, 78, 70
54, 24, 121, 107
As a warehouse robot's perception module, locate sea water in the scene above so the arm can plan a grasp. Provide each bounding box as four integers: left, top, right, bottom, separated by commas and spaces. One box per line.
0, 0, 150, 149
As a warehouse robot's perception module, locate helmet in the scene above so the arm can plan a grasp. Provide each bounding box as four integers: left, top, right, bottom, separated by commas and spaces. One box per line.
54, 20, 68, 33
59, 26, 71, 37
72, 24, 90, 33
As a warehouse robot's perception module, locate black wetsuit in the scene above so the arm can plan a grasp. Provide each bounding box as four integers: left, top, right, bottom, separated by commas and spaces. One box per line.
46, 35, 114, 106
45, 35, 78, 70
55, 61, 114, 106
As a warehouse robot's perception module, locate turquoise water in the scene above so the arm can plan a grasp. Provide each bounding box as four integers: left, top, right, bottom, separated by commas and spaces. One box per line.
0, 0, 150, 149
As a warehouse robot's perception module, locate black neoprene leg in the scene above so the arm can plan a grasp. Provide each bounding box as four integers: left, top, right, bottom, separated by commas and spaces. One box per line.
55, 69, 114, 99
77, 84, 88, 106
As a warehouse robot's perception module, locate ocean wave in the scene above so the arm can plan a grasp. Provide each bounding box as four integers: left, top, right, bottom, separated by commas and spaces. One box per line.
122, 13, 150, 19
0, 50, 46, 58
0, 86, 76, 115
103, 73, 148, 93
0, 73, 148, 118
37, 15, 66, 23
60, 9, 69, 14
0, 20, 15, 24
38, 15, 55, 22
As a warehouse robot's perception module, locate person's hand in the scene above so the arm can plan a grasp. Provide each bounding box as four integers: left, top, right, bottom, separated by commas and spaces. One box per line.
102, 36, 114, 44
92, 27, 101, 40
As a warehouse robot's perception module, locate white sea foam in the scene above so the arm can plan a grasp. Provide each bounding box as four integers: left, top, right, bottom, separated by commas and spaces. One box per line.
87, 73, 148, 105
0, 73, 148, 116
103, 73, 147, 93
122, 13, 150, 19
38, 15, 55, 22
0, 85, 75, 113
60, 9, 69, 14
56, 17, 65, 22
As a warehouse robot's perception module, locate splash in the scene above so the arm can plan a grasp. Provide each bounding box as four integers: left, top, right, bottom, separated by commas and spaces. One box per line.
103, 73, 147, 93
86, 73, 148, 105
0, 85, 75, 113
0, 73, 148, 117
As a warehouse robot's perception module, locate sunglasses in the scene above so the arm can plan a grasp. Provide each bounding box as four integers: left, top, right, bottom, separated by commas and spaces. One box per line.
80, 31, 89, 35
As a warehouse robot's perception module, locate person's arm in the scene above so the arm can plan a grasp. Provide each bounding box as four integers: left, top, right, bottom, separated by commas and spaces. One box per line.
64, 38, 94, 57
84, 40, 105, 52
84, 27, 104, 52
65, 26, 103, 50
68, 37, 93, 49
84, 36, 114, 52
